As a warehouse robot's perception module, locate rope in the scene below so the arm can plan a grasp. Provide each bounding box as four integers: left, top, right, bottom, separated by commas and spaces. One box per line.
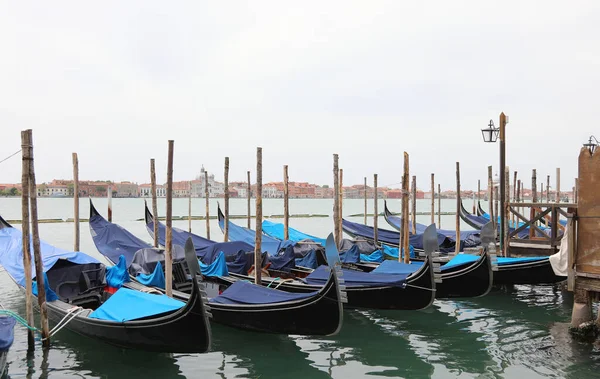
266, 278, 281, 288
140, 287, 163, 295
43, 306, 86, 340
0, 310, 40, 332
0, 149, 21, 165
405, 284, 436, 292
274, 279, 294, 289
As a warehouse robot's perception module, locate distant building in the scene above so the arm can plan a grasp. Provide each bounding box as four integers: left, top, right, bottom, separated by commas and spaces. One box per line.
172, 181, 190, 198
191, 166, 224, 197
114, 181, 139, 198
138, 184, 166, 198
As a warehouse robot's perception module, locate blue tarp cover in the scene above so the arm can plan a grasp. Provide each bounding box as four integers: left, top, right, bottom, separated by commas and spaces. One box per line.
137, 260, 166, 288
305, 265, 408, 288
441, 254, 480, 271
382, 244, 415, 259
106, 255, 131, 289
371, 260, 423, 275
89, 287, 184, 322
340, 245, 360, 263
200, 251, 229, 277
295, 250, 319, 269
262, 219, 327, 246
360, 249, 384, 263
32, 272, 59, 301
0, 316, 16, 351
219, 212, 293, 255
0, 227, 100, 286
497, 256, 548, 265
210, 280, 318, 305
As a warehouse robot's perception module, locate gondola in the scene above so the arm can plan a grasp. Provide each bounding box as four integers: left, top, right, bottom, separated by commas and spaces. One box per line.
217, 205, 437, 310
90, 201, 344, 336
0, 315, 15, 377
0, 214, 211, 353
477, 201, 486, 217
261, 218, 493, 299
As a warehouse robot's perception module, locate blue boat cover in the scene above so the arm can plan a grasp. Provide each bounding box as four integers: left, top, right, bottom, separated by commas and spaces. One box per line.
386, 212, 480, 242
89, 287, 184, 322
295, 250, 319, 269
32, 272, 59, 301
266, 245, 297, 272
382, 244, 415, 259
360, 249, 384, 263
147, 214, 214, 252
371, 260, 423, 275
262, 219, 327, 246
219, 212, 294, 255
210, 280, 318, 305
0, 227, 100, 286
340, 245, 360, 263
137, 260, 166, 288
441, 254, 480, 271
497, 256, 548, 265
199, 251, 229, 277
305, 265, 408, 288
90, 210, 151, 267
106, 255, 131, 289
0, 316, 16, 351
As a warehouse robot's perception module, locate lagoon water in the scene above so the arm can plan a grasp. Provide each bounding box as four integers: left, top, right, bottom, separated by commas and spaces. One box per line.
0, 197, 598, 378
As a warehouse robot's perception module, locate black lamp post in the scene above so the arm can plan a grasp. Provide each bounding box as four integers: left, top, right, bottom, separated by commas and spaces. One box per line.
583, 135, 599, 154
481, 113, 507, 256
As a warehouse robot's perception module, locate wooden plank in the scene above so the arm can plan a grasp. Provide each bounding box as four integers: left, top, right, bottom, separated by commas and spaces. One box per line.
284, 165, 289, 240
556, 167, 561, 203
224, 157, 229, 242
165, 140, 174, 297
508, 206, 551, 240
431, 174, 435, 225
204, 170, 210, 240
364, 177, 367, 225
247, 171, 251, 229
333, 154, 340, 247
374, 173, 378, 245
402, 153, 410, 263
20, 130, 34, 350
150, 159, 159, 247
438, 183, 441, 227
411, 175, 416, 234
188, 181, 192, 232
567, 216, 575, 291
255, 147, 263, 284
339, 168, 343, 244
455, 162, 460, 256
506, 202, 577, 208
72, 152, 79, 252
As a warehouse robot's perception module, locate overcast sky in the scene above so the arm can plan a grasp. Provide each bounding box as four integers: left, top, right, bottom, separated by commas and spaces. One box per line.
1, 1, 597, 191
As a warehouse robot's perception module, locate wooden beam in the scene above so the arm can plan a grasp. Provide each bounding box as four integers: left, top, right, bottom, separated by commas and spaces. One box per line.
411, 175, 416, 234
72, 153, 79, 252
205, 170, 210, 240
333, 154, 340, 247
437, 183, 441, 228
556, 167, 561, 202
431, 174, 435, 225
20, 130, 34, 350
150, 159, 159, 248
247, 171, 251, 228
504, 166, 510, 256
188, 181, 192, 232
107, 182, 112, 222
488, 166, 494, 232
374, 173, 379, 245
403, 152, 410, 263
339, 168, 343, 244
165, 140, 174, 297
455, 162, 461, 255
224, 157, 229, 242
255, 147, 263, 285
283, 165, 289, 240
364, 176, 367, 225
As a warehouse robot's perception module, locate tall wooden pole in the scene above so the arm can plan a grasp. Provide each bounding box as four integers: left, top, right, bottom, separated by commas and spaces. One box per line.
224, 157, 229, 242
72, 153, 80, 251
333, 154, 340, 248
25, 129, 50, 346
477, 179, 481, 206
402, 153, 410, 263
437, 183, 441, 227
498, 112, 507, 254
373, 174, 378, 245
517, 179, 522, 220
411, 176, 416, 234
150, 159, 159, 248
204, 171, 210, 240
556, 168, 561, 202
247, 171, 251, 229
455, 162, 461, 256
504, 166, 510, 256
254, 147, 263, 285
547, 175, 551, 203
494, 186, 499, 230
398, 171, 404, 262
165, 140, 174, 297
107, 183, 112, 222
488, 166, 494, 232
530, 169, 537, 239
431, 174, 435, 225
513, 171, 518, 225
188, 181, 192, 233
20, 130, 34, 350
339, 168, 343, 244
363, 176, 367, 225
283, 165, 289, 240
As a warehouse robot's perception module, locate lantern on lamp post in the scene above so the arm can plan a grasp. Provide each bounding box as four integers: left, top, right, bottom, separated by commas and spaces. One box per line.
583, 135, 599, 154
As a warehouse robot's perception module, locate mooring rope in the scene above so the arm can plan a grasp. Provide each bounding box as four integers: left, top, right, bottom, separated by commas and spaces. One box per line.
43, 306, 86, 340
0, 309, 40, 332
405, 284, 437, 292
0, 149, 22, 165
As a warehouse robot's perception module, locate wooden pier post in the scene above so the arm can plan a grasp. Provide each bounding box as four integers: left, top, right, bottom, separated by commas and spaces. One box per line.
438, 184, 441, 228
556, 168, 561, 203
25, 130, 50, 346
547, 175, 551, 203
72, 153, 80, 252
188, 181, 192, 233
504, 166, 510, 256
513, 171, 518, 225
204, 171, 210, 240
402, 152, 410, 263
224, 157, 229, 242
517, 180, 522, 221
333, 154, 340, 248
374, 173, 379, 245
339, 169, 343, 244
364, 177, 367, 225
247, 171, 251, 229
455, 162, 461, 256
530, 169, 537, 239
165, 140, 174, 297
107, 183, 112, 222
20, 130, 34, 350
150, 159, 159, 248
431, 174, 435, 225
494, 186, 499, 231
411, 175, 416, 234
254, 147, 263, 285
488, 166, 494, 232
283, 165, 289, 240
477, 179, 481, 209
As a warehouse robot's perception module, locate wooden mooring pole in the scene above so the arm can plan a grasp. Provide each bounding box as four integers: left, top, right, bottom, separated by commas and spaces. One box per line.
283, 165, 289, 240
547, 175, 550, 203
254, 147, 263, 285
488, 166, 494, 233
556, 168, 561, 202
204, 171, 210, 240
165, 140, 174, 297
224, 157, 229, 242
437, 183, 441, 228
24, 130, 50, 346
431, 174, 435, 225
402, 152, 410, 263
373, 173, 378, 245
20, 130, 35, 350
107, 183, 112, 222
513, 171, 518, 225
411, 175, 416, 234
247, 171, 251, 229
339, 168, 343, 244
150, 159, 159, 247
504, 166, 510, 256
363, 177, 367, 225
530, 169, 537, 239
188, 181, 192, 233
72, 153, 79, 252
333, 154, 340, 247
455, 162, 461, 256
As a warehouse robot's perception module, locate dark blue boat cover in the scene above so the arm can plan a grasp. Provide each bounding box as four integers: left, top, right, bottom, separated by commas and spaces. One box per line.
371, 260, 423, 275
386, 213, 480, 242
382, 245, 415, 259
90, 287, 184, 322
295, 250, 319, 269
339, 245, 361, 263
147, 215, 213, 252
210, 280, 318, 305
199, 251, 229, 277
262, 219, 326, 246
32, 272, 59, 301
266, 245, 297, 272
305, 265, 408, 288
137, 261, 166, 288
497, 256, 548, 265
0, 226, 100, 286
106, 255, 131, 288
0, 316, 16, 351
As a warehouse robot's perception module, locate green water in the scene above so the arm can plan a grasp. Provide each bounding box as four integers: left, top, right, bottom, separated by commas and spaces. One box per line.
0, 198, 598, 378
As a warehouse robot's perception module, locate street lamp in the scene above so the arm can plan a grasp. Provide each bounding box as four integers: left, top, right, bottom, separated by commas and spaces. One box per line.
583, 135, 599, 154
481, 113, 508, 256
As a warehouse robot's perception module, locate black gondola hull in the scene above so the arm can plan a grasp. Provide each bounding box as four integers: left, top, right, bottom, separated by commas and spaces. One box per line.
435, 253, 493, 298
494, 260, 566, 285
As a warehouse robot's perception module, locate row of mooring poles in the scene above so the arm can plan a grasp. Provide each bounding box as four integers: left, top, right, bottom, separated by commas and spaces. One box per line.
20, 129, 50, 350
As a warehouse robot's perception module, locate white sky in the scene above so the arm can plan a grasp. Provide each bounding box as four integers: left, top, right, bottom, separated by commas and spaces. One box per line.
1, 1, 598, 191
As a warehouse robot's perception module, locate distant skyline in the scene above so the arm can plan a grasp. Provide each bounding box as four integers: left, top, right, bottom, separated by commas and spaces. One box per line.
1, 1, 597, 191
